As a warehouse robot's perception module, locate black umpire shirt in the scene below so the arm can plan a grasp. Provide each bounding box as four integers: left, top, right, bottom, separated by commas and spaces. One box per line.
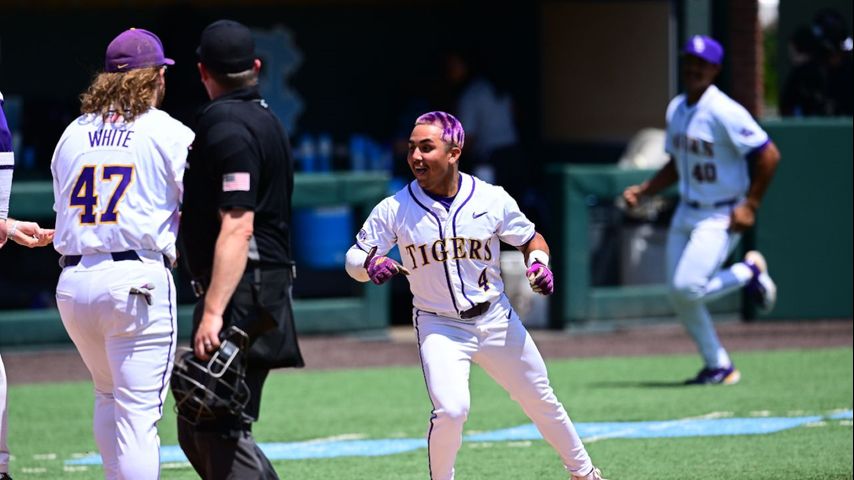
180, 85, 303, 370
180, 86, 294, 278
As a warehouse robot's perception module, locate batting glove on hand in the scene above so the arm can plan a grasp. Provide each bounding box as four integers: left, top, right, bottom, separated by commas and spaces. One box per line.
526, 262, 554, 295
364, 246, 410, 285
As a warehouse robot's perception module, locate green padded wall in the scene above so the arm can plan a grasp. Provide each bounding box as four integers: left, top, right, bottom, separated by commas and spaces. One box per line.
757, 119, 853, 319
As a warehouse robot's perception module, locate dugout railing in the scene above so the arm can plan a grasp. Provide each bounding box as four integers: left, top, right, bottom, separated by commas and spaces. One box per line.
544, 164, 741, 329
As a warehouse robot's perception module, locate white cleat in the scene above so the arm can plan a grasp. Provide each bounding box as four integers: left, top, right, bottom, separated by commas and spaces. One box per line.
572, 467, 607, 480
745, 250, 777, 313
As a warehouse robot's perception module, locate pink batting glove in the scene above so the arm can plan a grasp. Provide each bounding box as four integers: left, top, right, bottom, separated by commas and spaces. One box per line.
364, 246, 410, 285
526, 262, 554, 295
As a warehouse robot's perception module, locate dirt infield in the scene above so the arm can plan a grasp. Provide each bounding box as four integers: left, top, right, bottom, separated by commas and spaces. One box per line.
3, 319, 852, 385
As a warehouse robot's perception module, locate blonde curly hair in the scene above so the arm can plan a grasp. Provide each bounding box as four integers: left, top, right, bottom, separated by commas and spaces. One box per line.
80, 66, 163, 122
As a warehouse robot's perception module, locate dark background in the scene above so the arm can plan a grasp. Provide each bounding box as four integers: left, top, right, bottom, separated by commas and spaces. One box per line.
1, 0, 850, 322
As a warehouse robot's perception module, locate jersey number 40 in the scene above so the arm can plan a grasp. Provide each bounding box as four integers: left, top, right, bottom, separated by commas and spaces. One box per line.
69, 165, 135, 225
692, 162, 718, 183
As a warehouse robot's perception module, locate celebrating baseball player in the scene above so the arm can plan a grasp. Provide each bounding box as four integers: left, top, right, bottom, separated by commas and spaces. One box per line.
345, 112, 605, 480
623, 35, 781, 385
50, 29, 193, 479
1, 90, 54, 480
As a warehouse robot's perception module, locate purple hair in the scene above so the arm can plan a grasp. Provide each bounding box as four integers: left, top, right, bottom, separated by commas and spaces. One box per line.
414, 111, 465, 149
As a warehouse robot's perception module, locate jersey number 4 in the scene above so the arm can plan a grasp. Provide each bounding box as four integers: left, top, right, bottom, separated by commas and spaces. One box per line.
692, 162, 718, 183
70, 165, 134, 224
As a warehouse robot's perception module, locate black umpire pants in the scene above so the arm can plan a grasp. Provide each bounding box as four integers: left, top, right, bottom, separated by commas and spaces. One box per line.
178, 266, 299, 480
177, 367, 277, 480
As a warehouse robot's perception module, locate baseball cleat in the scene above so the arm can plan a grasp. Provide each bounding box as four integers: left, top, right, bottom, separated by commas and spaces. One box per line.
744, 250, 777, 314
1, 473, 13, 480
685, 365, 741, 385
572, 467, 606, 480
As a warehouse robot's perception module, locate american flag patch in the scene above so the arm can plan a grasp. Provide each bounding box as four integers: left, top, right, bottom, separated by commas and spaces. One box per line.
223, 172, 250, 192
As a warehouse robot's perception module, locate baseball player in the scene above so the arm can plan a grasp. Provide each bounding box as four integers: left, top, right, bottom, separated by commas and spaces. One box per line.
50, 29, 193, 479
1, 90, 54, 480
345, 112, 605, 480
623, 35, 781, 385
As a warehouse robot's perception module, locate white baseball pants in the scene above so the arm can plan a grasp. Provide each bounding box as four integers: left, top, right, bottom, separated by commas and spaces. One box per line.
413, 295, 594, 480
56, 252, 177, 480
667, 204, 755, 368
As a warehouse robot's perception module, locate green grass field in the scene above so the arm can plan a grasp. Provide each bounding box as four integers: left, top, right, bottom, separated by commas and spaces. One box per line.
6, 347, 852, 479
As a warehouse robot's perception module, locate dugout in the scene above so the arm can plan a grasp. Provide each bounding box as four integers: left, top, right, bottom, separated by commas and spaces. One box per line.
544, 118, 853, 328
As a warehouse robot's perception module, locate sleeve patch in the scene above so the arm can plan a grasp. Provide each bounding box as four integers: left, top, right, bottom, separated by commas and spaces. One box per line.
223, 172, 251, 192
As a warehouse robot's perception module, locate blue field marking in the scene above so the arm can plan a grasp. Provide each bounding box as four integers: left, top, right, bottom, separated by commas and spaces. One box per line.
65, 409, 853, 466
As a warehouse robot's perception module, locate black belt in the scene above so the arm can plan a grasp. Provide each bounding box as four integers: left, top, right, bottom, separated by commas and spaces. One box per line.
191, 263, 297, 298
418, 301, 491, 320
459, 302, 490, 319
61, 250, 170, 269
685, 198, 738, 209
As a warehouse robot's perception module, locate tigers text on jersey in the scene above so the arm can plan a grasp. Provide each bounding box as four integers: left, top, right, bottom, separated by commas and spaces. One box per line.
665, 84, 769, 205
355, 172, 535, 315
51, 108, 194, 262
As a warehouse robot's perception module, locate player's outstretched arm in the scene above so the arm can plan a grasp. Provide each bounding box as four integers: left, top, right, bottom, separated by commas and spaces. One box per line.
519, 233, 554, 295
622, 156, 678, 207
1, 218, 54, 248
345, 245, 371, 282
346, 245, 409, 285
364, 246, 409, 285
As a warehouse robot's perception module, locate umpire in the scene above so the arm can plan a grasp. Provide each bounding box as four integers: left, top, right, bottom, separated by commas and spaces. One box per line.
176, 19, 304, 479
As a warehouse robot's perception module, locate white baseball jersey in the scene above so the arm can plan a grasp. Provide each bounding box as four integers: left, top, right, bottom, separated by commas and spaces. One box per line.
665, 84, 769, 205
51, 109, 194, 262
355, 172, 535, 315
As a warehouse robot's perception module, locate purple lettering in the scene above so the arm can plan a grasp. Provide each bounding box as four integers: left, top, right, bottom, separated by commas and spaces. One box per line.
88, 131, 102, 148
102, 129, 115, 147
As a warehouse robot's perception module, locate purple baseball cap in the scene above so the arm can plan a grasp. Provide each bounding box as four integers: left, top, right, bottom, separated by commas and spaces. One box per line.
105, 28, 174, 73
683, 35, 724, 65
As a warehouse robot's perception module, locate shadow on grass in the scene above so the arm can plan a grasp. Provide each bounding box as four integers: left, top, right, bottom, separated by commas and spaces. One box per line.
589, 380, 694, 388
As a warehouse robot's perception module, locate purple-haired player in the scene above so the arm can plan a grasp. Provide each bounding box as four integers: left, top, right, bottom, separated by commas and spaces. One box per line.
345, 112, 606, 480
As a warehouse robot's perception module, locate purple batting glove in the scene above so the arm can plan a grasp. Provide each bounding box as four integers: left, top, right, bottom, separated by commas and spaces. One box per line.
364, 246, 406, 285
526, 262, 554, 295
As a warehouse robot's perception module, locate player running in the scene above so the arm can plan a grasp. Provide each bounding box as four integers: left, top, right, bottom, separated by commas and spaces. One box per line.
345, 112, 605, 480
51, 28, 193, 479
623, 35, 781, 385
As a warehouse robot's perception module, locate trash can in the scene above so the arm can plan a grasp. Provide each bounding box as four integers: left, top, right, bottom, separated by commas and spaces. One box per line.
293, 206, 354, 269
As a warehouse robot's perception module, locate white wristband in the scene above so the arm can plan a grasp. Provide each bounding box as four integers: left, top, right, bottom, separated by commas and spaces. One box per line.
526, 249, 549, 268
7, 220, 19, 239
